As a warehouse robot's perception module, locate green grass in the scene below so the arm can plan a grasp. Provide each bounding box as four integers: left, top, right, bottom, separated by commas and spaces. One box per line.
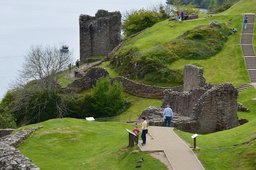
98, 61, 119, 78
125, 16, 230, 52
224, 0, 256, 15
117, 13, 249, 86
57, 76, 73, 88
19, 118, 167, 170
169, 15, 249, 87
114, 94, 162, 122
175, 87, 256, 170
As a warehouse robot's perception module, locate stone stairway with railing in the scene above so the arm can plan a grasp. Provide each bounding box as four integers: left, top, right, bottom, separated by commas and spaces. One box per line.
241, 14, 256, 83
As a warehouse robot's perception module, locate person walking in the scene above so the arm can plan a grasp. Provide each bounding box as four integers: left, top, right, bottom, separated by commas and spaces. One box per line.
244, 16, 248, 30
163, 104, 173, 127
141, 117, 148, 145
181, 10, 184, 21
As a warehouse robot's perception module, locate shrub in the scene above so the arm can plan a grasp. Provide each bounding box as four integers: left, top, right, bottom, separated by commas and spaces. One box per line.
123, 8, 168, 37
0, 105, 16, 128
84, 77, 125, 118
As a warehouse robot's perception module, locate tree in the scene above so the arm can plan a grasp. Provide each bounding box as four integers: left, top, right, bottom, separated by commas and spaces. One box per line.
20, 45, 72, 91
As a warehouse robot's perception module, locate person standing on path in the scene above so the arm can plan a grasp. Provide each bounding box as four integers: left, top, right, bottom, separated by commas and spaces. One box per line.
163, 104, 173, 127
244, 16, 248, 30
181, 10, 184, 21
141, 117, 148, 145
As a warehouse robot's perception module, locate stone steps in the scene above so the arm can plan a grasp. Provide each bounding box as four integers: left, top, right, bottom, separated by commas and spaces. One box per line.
242, 45, 255, 56
241, 14, 256, 83
241, 34, 253, 44
244, 56, 256, 69
243, 24, 254, 33
248, 70, 256, 82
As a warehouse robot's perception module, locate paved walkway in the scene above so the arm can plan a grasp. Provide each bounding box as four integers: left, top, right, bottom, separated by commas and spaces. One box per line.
241, 14, 256, 83
139, 126, 204, 170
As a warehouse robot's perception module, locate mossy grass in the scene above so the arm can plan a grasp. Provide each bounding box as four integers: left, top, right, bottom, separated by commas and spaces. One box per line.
19, 118, 167, 170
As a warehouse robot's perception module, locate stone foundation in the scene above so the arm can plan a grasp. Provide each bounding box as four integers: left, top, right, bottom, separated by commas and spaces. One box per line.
0, 127, 42, 170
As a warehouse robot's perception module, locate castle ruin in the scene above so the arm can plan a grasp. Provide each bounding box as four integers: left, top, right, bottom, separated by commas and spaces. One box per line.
79, 10, 121, 62
140, 65, 239, 133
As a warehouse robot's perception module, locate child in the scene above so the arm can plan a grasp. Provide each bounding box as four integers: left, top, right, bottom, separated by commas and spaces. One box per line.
132, 125, 140, 144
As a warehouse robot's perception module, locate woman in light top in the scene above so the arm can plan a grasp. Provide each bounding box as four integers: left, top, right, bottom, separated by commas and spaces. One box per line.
141, 117, 148, 145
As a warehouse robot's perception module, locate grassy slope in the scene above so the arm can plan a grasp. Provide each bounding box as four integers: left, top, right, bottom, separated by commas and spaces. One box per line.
224, 0, 256, 15
114, 93, 162, 122
175, 87, 256, 170
117, 0, 256, 86
19, 118, 167, 170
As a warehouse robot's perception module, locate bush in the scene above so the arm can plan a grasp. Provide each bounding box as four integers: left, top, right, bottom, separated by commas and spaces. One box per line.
1, 89, 64, 126
0, 108, 16, 128
84, 77, 125, 118
123, 8, 168, 37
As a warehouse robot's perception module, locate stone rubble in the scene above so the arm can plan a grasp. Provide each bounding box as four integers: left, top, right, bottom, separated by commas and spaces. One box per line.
0, 127, 42, 170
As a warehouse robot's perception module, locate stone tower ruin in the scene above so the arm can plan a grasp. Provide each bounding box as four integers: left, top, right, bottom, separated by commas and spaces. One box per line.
79, 10, 121, 62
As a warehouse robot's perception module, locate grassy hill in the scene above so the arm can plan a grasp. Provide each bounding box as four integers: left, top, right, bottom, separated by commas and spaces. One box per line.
224, 0, 256, 15
106, 16, 249, 86
19, 118, 167, 170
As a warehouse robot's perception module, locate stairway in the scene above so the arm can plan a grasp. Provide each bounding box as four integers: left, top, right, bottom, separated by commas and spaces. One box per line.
241, 14, 256, 83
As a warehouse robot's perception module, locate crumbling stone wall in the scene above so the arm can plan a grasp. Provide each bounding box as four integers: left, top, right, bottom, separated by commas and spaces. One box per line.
0, 127, 41, 169
139, 64, 239, 133
112, 76, 183, 99
66, 67, 109, 92
183, 64, 206, 91
193, 83, 239, 133
163, 88, 206, 117
80, 10, 121, 62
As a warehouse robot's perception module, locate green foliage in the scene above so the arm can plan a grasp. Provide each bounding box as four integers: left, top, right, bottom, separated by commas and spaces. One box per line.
211, 2, 234, 13
111, 22, 230, 85
85, 77, 125, 117
166, 0, 238, 9
167, 23, 231, 59
1, 89, 64, 126
123, 8, 168, 37
110, 45, 183, 85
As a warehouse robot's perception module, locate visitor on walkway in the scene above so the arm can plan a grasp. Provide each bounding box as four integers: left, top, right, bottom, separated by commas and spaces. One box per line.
163, 104, 173, 127
141, 117, 148, 145
244, 16, 248, 30
181, 10, 184, 21
176, 10, 180, 21
75, 59, 80, 68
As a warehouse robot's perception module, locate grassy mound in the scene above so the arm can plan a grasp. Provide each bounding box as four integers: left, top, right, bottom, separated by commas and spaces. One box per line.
175, 87, 256, 170
19, 118, 167, 170
110, 21, 230, 85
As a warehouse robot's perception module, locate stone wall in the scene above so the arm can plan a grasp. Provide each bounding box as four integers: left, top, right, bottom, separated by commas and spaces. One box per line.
183, 64, 206, 91
112, 76, 183, 99
139, 64, 239, 133
0, 127, 41, 169
163, 88, 206, 117
66, 67, 109, 93
193, 83, 239, 133
80, 10, 121, 62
